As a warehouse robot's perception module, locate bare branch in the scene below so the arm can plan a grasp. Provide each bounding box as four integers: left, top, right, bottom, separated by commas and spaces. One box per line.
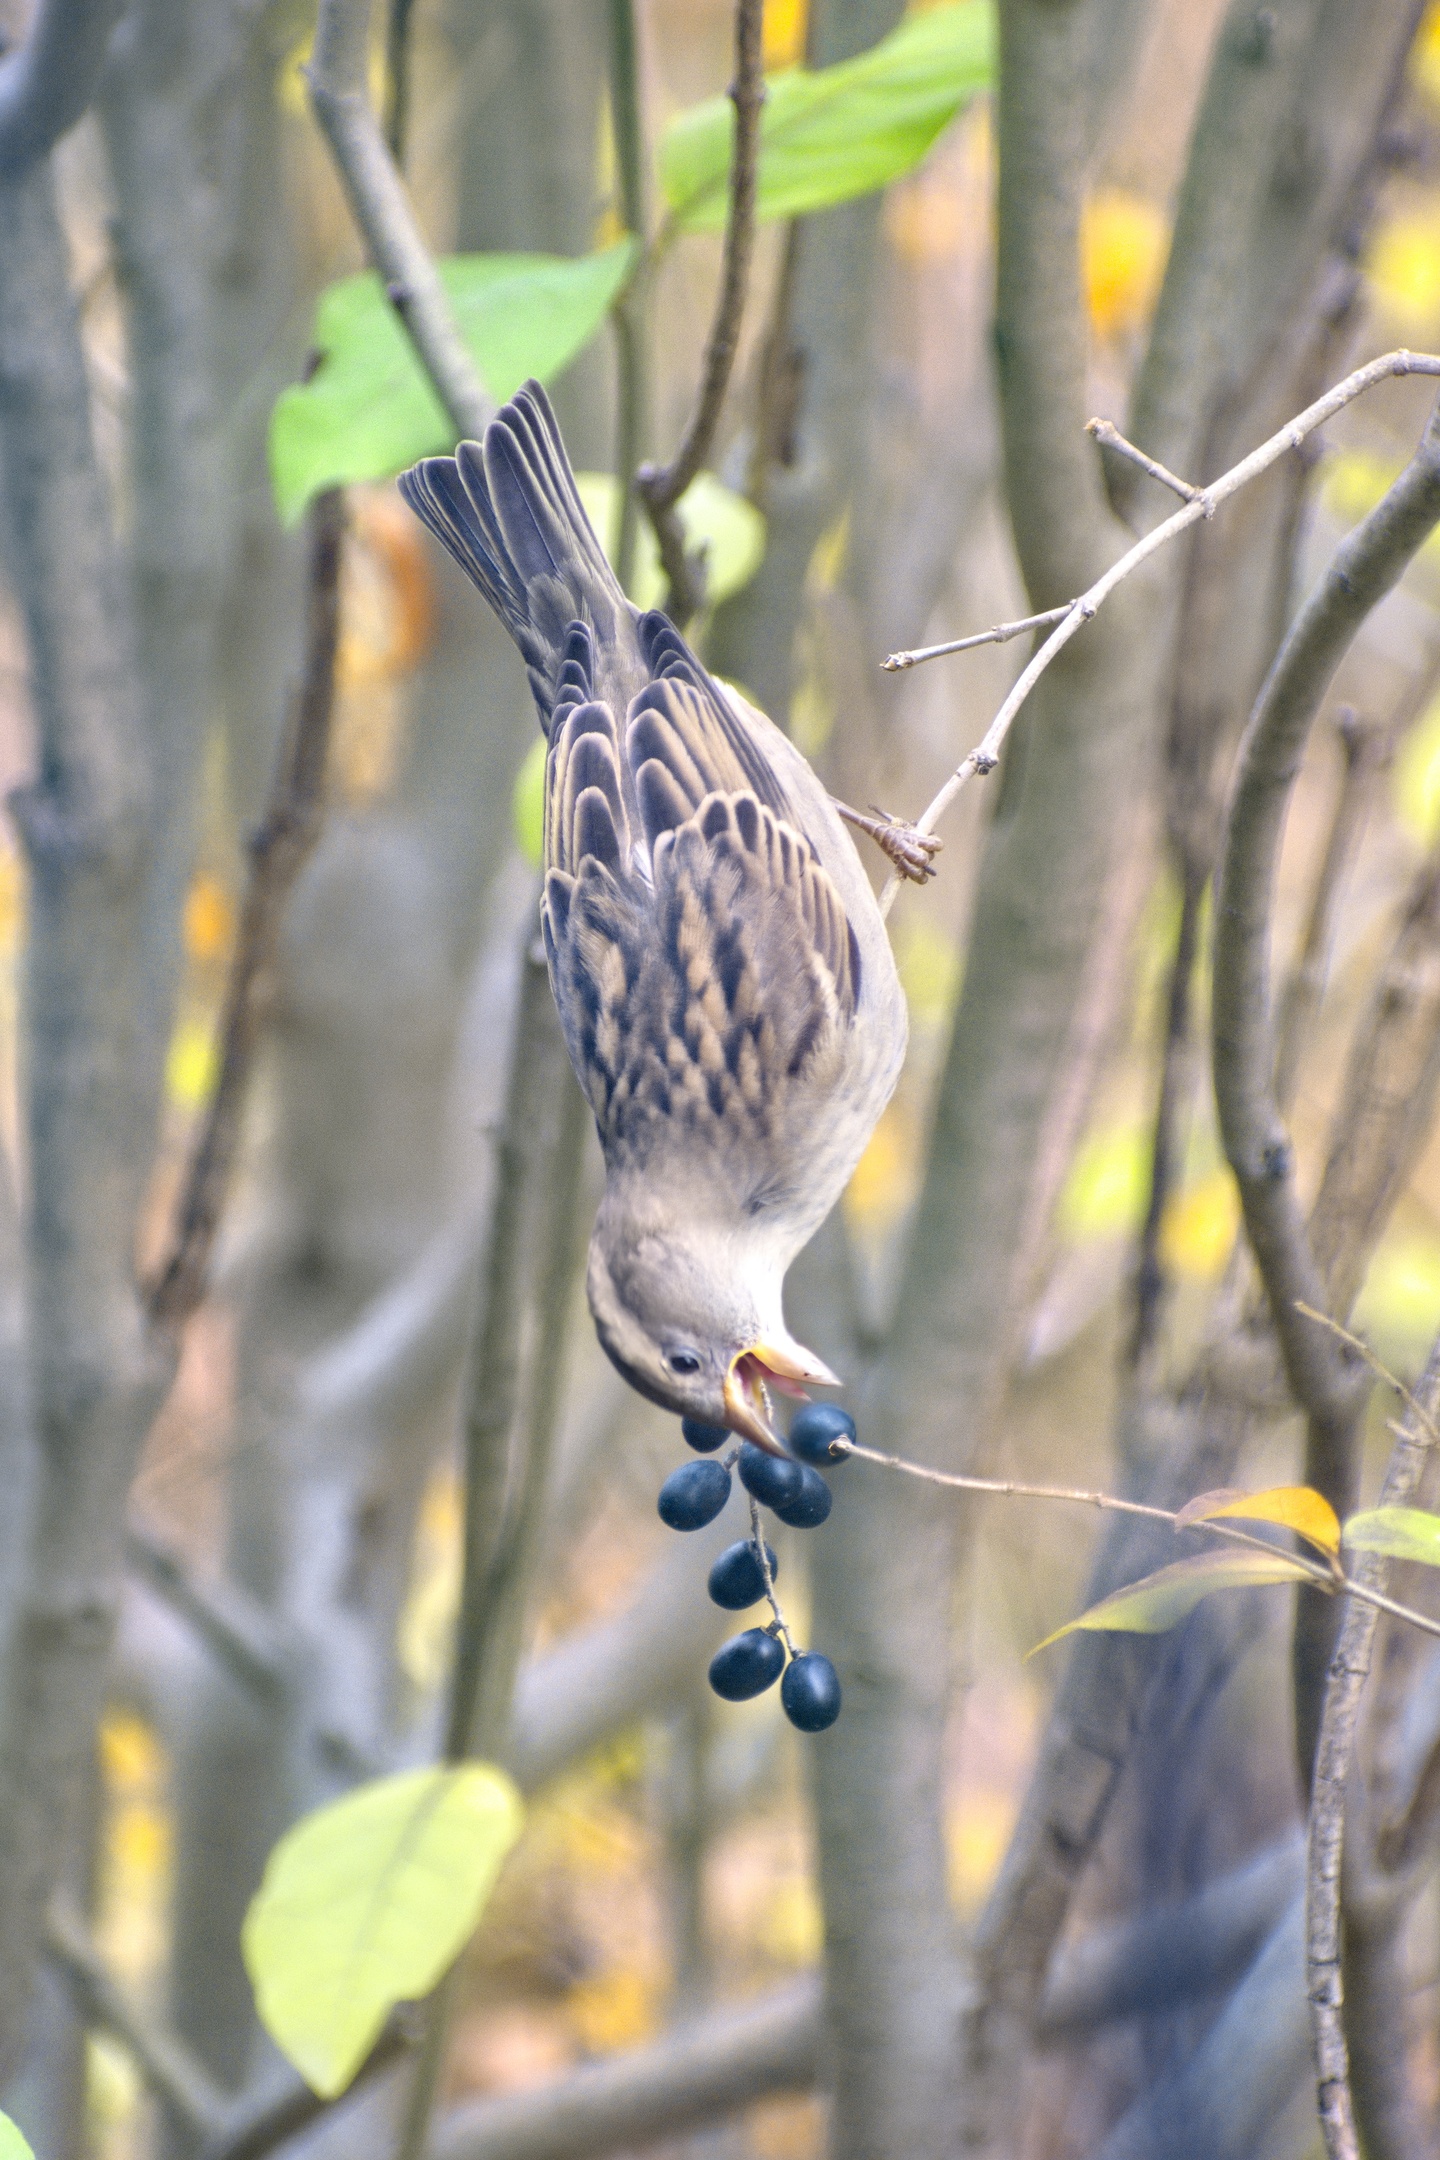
200, 2020, 418, 2160
1308, 1335, 1440, 2160
637, 0, 765, 624
606, 0, 650, 592
307, 0, 493, 441
46, 1900, 227, 2137
123, 1526, 288, 1698
881, 603, 1071, 672
148, 489, 345, 1329
1038, 1835, 1302, 2039
1085, 416, 1208, 506
430, 1982, 820, 2160
0, 0, 120, 178
876, 350, 1440, 918
1212, 393, 1440, 1775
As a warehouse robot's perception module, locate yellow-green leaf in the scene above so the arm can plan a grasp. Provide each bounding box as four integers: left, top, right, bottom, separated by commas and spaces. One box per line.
1029, 1549, 1320, 1656
269, 241, 638, 525
0, 2112, 34, 2160
1176, 1485, 1341, 1558
1343, 1506, 1440, 1568
660, 2, 993, 233
242, 1764, 523, 2097
573, 471, 766, 610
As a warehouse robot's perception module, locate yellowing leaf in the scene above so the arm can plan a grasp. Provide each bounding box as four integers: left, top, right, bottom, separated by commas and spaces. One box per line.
568, 1964, 662, 2053
1413, 0, 1440, 106
165, 1017, 219, 1111
1082, 188, 1168, 343
183, 876, 235, 964
1159, 1170, 1238, 1279
1176, 1485, 1341, 1558
763, 0, 808, 69
1030, 1548, 1319, 1655
1343, 1505, 1440, 1568
243, 1764, 523, 2097
0, 2111, 34, 2160
573, 471, 765, 610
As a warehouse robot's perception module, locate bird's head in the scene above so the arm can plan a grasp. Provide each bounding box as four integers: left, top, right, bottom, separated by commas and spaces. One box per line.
585, 1202, 838, 1455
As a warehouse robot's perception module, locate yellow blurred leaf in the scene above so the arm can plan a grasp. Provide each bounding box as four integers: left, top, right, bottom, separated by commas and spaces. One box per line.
183, 875, 235, 964
574, 471, 765, 611
756, 1876, 824, 1965
1176, 1484, 1341, 1558
843, 1103, 919, 1234
1367, 208, 1440, 334
763, 0, 808, 69
1082, 188, 1168, 343
1057, 1121, 1149, 1243
1393, 687, 1440, 843
397, 1467, 462, 1694
1355, 1230, 1440, 1363
165, 1018, 219, 1111
1030, 1548, 1319, 1656
568, 1964, 661, 2053
895, 915, 962, 1028
99, 1711, 164, 1795
946, 1789, 1014, 1913
1414, 1, 1440, 106
1159, 1169, 1238, 1279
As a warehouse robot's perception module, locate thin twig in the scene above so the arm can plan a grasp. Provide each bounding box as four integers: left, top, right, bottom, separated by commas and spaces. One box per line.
882, 603, 1072, 671
876, 350, 1440, 919
1085, 416, 1208, 505
1129, 861, 1206, 1370
124, 1524, 288, 1696
1296, 1303, 1440, 1449
201, 2020, 419, 2160
47, 1900, 228, 2137
148, 489, 345, 1328
748, 1493, 797, 1658
607, 0, 649, 592
1308, 1335, 1440, 2160
382, 0, 417, 164
636, 0, 765, 625
308, 0, 492, 442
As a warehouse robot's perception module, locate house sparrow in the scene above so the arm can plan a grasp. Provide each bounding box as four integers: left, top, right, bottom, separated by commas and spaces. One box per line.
400, 382, 906, 1451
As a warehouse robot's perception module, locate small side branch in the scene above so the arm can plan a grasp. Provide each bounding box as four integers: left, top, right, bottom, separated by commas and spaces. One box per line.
1085, 416, 1209, 507
148, 490, 345, 1328
882, 604, 1072, 672
47, 1900, 228, 2138
636, 0, 764, 625
875, 349, 1440, 918
124, 1525, 289, 1697
308, 0, 492, 441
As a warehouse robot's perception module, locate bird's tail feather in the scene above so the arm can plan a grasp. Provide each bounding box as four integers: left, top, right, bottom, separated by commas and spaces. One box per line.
399, 381, 629, 727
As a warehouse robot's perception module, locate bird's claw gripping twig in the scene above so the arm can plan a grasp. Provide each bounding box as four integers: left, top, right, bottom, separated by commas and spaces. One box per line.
833, 800, 942, 885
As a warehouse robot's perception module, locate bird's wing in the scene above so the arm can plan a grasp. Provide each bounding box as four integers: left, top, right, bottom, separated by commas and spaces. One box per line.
542, 677, 862, 1210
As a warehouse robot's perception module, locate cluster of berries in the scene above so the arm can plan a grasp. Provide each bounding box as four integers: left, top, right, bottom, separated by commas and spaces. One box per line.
655, 1402, 856, 1734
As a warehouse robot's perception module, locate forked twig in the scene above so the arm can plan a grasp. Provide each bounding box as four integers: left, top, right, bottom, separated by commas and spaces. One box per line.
877, 352, 1440, 919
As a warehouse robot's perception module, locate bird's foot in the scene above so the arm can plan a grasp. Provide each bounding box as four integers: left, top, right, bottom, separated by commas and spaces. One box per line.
833, 800, 942, 884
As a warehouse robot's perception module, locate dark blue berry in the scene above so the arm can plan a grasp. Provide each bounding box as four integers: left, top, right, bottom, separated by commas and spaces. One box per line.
681, 1416, 728, 1453
708, 1628, 786, 1701
737, 1442, 805, 1512
658, 1459, 731, 1531
781, 1653, 842, 1731
773, 1463, 833, 1529
789, 1404, 856, 1466
708, 1538, 779, 1610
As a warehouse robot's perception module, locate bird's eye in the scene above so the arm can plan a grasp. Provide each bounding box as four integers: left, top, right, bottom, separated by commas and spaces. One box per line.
666, 1350, 702, 1377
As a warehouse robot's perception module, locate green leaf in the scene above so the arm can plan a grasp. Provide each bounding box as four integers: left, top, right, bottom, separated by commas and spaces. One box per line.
269, 240, 639, 525
1030, 1549, 1320, 1656
1176, 1485, 1342, 1559
0, 2112, 34, 2160
660, 1, 994, 234
513, 736, 545, 867
573, 470, 766, 610
242, 1764, 523, 2097
1344, 1505, 1440, 1568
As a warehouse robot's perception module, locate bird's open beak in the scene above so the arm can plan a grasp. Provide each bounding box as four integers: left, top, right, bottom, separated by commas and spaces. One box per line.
723, 1338, 842, 1457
